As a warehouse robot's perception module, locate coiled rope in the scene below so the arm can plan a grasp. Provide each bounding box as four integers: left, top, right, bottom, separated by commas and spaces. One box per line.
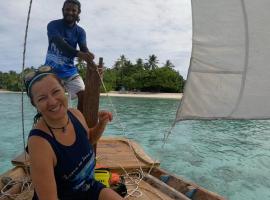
0, 177, 32, 200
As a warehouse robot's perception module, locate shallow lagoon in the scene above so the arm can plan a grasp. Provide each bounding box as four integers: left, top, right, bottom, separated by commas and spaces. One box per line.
0, 93, 270, 200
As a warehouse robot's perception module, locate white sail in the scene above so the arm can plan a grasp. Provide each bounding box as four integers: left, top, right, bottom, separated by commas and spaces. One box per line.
176, 0, 270, 121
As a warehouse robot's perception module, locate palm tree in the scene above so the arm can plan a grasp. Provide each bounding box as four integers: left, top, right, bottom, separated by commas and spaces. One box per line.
114, 55, 127, 70
146, 54, 159, 70
164, 60, 175, 68
135, 58, 144, 70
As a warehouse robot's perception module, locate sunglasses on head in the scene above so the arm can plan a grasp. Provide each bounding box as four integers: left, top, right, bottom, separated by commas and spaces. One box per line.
24, 66, 52, 82
24, 65, 53, 95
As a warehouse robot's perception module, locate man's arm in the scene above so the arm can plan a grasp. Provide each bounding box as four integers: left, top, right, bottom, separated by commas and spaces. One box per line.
47, 22, 94, 63
50, 36, 78, 57
77, 28, 95, 63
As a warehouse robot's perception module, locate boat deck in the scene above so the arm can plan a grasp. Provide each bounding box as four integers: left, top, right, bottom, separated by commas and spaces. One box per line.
97, 138, 176, 199
96, 137, 160, 171
126, 180, 175, 200
5, 137, 184, 200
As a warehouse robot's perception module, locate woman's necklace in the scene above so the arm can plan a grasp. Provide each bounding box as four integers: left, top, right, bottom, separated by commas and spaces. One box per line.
43, 117, 70, 133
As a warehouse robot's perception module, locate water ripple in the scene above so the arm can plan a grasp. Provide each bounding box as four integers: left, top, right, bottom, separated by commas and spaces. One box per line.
1, 94, 270, 199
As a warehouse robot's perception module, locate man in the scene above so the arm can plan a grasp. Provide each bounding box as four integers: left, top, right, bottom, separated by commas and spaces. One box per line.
45, 0, 93, 112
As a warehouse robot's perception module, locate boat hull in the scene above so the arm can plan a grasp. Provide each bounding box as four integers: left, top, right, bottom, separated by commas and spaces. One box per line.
0, 137, 226, 200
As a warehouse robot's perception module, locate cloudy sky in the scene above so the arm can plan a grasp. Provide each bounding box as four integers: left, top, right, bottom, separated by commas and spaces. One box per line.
0, 0, 192, 78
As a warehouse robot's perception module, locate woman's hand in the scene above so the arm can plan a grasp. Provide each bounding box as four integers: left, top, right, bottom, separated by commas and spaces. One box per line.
88, 111, 113, 145
98, 111, 113, 126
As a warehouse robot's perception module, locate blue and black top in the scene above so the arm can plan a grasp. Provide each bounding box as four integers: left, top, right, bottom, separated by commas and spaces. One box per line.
45, 19, 89, 79
29, 110, 104, 200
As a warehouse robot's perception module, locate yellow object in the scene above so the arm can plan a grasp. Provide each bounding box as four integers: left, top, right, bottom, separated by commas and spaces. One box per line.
94, 169, 111, 187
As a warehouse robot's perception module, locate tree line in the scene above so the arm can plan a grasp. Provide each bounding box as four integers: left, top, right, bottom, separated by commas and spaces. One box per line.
0, 54, 185, 93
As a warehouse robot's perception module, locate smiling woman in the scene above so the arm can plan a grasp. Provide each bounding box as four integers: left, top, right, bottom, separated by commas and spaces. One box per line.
24, 67, 122, 200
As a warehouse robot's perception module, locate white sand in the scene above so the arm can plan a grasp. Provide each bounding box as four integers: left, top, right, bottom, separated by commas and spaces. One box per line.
100, 91, 182, 100
0, 90, 182, 100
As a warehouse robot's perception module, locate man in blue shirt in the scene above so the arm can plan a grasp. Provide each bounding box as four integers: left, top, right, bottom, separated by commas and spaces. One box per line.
45, 0, 93, 112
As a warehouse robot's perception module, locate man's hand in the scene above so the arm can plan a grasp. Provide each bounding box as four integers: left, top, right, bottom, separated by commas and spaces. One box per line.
77, 51, 95, 64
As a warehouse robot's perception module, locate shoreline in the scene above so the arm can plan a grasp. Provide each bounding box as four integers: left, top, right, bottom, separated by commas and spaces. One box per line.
100, 91, 182, 99
0, 90, 182, 100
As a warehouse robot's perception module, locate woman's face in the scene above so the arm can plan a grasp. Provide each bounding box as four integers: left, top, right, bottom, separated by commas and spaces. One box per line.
31, 75, 68, 121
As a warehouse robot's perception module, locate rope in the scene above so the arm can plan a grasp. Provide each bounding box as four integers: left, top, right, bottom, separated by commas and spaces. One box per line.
95, 68, 150, 197
96, 67, 145, 174
146, 125, 174, 176
21, 0, 33, 162
95, 65, 177, 199
96, 156, 144, 199
0, 177, 32, 200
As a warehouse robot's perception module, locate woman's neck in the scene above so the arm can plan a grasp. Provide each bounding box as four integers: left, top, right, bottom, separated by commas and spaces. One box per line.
42, 114, 69, 128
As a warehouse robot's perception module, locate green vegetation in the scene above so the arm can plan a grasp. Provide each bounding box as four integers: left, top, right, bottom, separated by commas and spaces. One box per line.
0, 54, 185, 93
0, 71, 22, 91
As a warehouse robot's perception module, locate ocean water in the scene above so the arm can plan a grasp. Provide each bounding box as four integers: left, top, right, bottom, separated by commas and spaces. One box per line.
0, 93, 270, 200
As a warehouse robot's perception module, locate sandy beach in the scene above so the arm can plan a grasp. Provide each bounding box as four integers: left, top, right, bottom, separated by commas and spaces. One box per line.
0, 90, 182, 100
100, 91, 182, 100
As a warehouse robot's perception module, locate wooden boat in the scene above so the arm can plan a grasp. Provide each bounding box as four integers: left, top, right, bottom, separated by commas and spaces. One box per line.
0, 137, 226, 200
0, 58, 227, 200
2, 0, 270, 198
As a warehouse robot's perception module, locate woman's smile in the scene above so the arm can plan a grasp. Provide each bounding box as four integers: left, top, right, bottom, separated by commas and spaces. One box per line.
31, 75, 68, 122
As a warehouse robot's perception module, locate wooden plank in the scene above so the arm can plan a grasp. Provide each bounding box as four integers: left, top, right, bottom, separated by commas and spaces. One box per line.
83, 58, 102, 127
98, 137, 160, 165
96, 137, 159, 171
143, 174, 190, 200
151, 168, 227, 200
11, 152, 29, 167
126, 179, 175, 200
83, 57, 103, 155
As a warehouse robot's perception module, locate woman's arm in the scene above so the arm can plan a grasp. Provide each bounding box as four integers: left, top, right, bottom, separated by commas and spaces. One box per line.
69, 109, 112, 145
28, 136, 58, 200
89, 111, 112, 145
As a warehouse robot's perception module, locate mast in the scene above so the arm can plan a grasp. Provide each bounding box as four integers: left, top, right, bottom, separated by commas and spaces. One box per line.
83, 58, 103, 152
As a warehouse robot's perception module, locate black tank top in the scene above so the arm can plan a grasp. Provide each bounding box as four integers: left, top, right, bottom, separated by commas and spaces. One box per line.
28, 110, 96, 199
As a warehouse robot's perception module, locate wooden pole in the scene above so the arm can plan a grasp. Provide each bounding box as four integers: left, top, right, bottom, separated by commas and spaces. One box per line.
83, 58, 103, 153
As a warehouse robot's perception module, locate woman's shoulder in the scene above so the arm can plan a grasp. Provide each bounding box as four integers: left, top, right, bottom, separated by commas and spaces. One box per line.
28, 129, 54, 156
29, 119, 53, 141
69, 108, 84, 121
68, 108, 88, 130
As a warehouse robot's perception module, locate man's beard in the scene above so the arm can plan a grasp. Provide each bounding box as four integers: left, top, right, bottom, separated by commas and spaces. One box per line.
63, 14, 78, 24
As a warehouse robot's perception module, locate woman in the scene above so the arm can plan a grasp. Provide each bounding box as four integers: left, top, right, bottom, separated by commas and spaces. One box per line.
25, 66, 123, 200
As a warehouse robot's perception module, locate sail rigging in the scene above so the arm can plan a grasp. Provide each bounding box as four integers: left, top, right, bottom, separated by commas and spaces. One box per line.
176, 0, 270, 121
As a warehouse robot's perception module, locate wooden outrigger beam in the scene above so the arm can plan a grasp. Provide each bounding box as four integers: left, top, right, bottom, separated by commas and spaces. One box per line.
83, 58, 103, 152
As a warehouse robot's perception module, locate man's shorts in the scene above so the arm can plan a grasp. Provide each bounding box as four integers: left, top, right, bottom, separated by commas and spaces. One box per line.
63, 74, 85, 99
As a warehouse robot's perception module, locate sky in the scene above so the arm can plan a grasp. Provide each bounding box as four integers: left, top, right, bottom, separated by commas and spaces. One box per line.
0, 0, 192, 78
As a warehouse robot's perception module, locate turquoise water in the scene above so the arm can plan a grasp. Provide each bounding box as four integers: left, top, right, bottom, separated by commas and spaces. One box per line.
1, 93, 270, 200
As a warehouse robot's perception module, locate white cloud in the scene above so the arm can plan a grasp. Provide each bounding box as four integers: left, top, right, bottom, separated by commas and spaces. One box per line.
0, 0, 192, 78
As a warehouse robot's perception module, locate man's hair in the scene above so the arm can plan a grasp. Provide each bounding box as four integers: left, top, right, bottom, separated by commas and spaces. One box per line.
62, 0, 81, 22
